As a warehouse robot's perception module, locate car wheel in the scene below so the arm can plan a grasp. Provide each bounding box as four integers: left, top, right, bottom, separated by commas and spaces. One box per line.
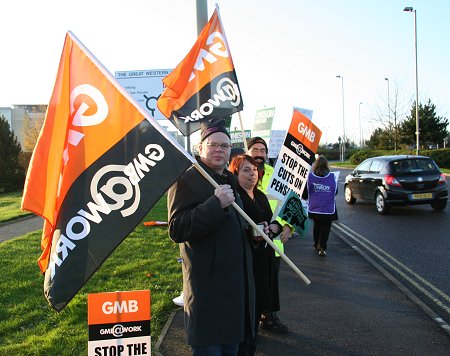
344, 185, 356, 204
375, 192, 390, 215
431, 200, 447, 211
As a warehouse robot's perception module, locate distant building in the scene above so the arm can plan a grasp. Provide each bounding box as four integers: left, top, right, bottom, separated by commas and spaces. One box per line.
0, 105, 47, 150
1, 104, 189, 152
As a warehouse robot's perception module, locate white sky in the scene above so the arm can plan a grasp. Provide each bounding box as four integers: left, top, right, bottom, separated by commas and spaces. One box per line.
1, 0, 449, 144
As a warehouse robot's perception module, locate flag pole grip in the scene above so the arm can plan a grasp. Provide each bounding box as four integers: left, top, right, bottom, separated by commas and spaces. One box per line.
192, 161, 311, 285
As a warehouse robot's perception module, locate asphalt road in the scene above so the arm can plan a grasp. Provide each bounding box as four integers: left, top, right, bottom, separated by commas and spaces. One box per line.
159, 222, 450, 355
332, 168, 450, 328
2, 182, 450, 355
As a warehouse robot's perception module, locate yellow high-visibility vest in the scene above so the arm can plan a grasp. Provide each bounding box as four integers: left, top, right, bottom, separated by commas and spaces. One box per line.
258, 164, 291, 257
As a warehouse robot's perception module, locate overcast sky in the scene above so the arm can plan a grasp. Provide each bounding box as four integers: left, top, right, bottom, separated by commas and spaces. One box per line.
1, 0, 449, 144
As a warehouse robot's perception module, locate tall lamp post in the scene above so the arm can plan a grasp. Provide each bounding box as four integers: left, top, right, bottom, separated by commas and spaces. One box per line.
188, 0, 208, 153
404, 6, 420, 155
359, 102, 363, 148
336, 75, 345, 161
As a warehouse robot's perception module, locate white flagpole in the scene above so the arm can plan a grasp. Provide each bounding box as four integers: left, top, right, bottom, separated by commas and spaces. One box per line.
193, 160, 311, 285
237, 112, 248, 151
69, 30, 310, 286
216, 5, 248, 152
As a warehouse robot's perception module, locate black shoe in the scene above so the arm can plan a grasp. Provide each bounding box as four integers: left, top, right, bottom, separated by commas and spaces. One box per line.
319, 249, 326, 256
260, 316, 289, 334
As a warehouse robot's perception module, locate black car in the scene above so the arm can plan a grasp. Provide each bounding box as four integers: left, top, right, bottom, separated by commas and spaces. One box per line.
344, 155, 448, 214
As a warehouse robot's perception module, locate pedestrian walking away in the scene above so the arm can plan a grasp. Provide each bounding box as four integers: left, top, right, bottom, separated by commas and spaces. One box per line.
303, 155, 338, 256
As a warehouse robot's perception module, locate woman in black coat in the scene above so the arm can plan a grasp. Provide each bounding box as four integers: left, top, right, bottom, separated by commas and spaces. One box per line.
228, 155, 282, 339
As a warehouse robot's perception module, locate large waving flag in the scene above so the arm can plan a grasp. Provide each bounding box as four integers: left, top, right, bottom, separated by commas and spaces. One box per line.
157, 6, 243, 136
21, 32, 193, 312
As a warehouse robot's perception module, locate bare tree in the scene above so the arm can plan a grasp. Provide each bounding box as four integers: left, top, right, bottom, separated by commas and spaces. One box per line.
22, 105, 46, 152
370, 79, 410, 150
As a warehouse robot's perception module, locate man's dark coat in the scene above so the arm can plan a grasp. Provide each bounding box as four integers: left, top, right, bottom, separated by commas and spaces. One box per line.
168, 161, 255, 346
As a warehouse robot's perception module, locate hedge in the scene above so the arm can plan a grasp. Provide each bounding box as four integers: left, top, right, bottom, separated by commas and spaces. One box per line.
349, 148, 450, 168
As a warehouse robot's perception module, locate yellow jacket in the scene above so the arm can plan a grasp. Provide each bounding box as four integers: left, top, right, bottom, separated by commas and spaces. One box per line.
258, 163, 291, 256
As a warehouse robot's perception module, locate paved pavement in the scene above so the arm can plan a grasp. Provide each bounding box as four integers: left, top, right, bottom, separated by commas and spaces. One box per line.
156, 231, 450, 355
0, 215, 43, 243
3, 216, 450, 355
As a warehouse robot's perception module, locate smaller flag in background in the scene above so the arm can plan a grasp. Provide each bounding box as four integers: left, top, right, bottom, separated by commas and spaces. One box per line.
157, 6, 243, 136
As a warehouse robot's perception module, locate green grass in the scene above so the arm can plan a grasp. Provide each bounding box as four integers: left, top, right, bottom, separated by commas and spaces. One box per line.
0, 191, 32, 223
0, 194, 182, 355
329, 161, 356, 169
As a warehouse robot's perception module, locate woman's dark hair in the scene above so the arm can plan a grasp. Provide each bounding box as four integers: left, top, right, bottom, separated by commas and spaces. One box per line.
228, 154, 259, 176
312, 155, 330, 177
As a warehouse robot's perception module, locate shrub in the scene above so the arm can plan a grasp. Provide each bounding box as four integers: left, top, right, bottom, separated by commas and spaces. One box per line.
348, 148, 450, 168
0, 116, 25, 193
422, 148, 450, 168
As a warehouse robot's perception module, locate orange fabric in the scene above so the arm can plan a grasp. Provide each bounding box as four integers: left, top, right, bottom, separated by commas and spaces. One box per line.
144, 221, 168, 226
143, 221, 168, 226
288, 111, 322, 153
88, 290, 151, 325
21, 32, 146, 273
157, 8, 234, 118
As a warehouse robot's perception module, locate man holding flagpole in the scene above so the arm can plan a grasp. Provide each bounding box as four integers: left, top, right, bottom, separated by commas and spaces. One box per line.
168, 118, 255, 355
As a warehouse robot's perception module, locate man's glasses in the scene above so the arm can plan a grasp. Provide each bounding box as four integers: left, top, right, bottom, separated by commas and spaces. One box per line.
206, 143, 232, 150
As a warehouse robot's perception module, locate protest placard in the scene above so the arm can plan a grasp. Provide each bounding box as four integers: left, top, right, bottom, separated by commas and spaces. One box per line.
266, 110, 322, 202
88, 290, 151, 356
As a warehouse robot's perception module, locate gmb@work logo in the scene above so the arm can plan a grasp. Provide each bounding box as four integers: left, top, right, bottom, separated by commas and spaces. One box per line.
100, 324, 143, 338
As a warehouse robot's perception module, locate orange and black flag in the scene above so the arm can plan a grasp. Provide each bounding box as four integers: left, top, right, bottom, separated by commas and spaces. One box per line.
157, 6, 243, 136
21, 32, 193, 312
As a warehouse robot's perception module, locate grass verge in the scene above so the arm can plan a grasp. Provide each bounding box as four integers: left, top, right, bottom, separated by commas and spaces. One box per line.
0, 191, 32, 223
0, 194, 182, 355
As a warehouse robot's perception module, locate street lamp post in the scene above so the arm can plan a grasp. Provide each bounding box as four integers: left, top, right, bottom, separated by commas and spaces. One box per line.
336, 75, 345, 161
196, 0, 208, 33
359, 102, 363, 148
187, 0, 209, 153
404, 6, 420, 155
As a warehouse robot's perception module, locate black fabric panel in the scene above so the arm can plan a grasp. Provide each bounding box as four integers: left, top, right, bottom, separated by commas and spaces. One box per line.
169, 70, 243, 136
44, 120, 191, 311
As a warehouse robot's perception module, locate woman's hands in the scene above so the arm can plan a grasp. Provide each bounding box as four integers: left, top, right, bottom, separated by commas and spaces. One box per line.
280, 224, 293, 243
269, 223, 281, 235
251, 221, 269, 241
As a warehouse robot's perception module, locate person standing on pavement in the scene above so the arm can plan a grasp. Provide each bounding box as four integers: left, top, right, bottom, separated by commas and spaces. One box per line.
229, 154, 283, 346
168, 119, 255, 355
303, 155, 338, 256
246, 137, 290, 333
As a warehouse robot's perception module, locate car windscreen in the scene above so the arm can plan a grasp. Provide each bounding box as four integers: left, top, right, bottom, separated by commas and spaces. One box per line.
389, 158, 439, 175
